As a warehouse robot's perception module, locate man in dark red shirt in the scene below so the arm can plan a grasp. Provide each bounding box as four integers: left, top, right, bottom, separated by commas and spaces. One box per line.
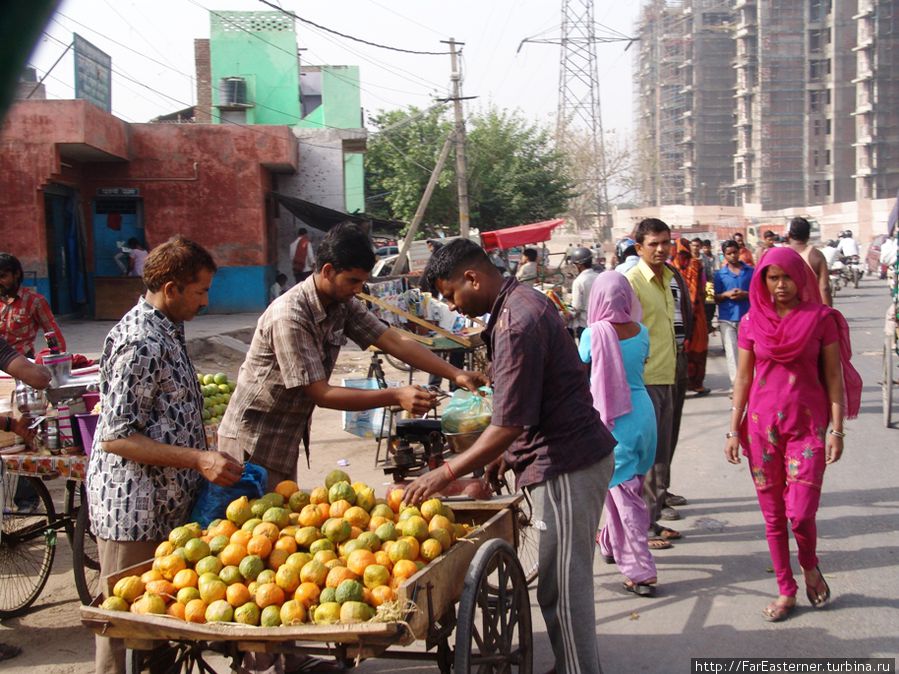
404, 239, 616, 674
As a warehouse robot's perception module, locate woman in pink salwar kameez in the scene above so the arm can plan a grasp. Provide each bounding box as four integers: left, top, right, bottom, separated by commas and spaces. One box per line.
725, 247, 861, 622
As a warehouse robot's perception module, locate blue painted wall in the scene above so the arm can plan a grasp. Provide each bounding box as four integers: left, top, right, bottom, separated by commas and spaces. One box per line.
22, 277, 52, 303
208, 265, 270, 313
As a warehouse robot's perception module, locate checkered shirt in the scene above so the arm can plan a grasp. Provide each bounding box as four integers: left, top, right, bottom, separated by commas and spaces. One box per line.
0, 286, 66, 357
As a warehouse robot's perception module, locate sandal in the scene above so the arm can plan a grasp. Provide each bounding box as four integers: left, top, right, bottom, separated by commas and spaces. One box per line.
763, 598, 795, 622
805, 566, 831, 609
624, 580, 657, 597
653, 525, 683, 540
647, 537, 673, 550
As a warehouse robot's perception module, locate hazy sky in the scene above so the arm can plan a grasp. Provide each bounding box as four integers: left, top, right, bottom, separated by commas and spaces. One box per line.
28, 0, 641, 135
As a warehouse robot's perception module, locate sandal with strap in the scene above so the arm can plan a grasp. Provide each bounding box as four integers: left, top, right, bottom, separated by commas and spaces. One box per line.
624, 580, 657, 597
653, 525, 683, 540
805, 566, 831, 609
763, 598, 795, 623
647, 537, 673, 550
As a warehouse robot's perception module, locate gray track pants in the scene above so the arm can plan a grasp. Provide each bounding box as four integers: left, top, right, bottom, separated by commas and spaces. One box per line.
526, 453, 613, 674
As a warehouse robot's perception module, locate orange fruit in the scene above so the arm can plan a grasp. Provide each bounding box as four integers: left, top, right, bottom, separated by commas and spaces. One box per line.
370, 585, 396, 606
343, 506, 370, 529
397, 536, 419, 561
246, 535, 273, 559
252, 522, 280, 544
293, 582, 321, 609
275, 565, 301, 594
154, 541, 176, 558
315, 503, 331, 520
274, 480, 300, 500
420, 538, 443, 562
255, 583, 286, 609
274, 536, 297, 555
328, 499, 352, 519
313, 549, 337, 565
362, 564, 390, 589
208, 519, 238, 539
145, 579, 177, 600
325, 566, 358, 589
299, 560, 328, 586
368, 515, 391, 532
309, 486, 329, 504
280, 599, 306, 626
219, 543, 247, 567
166, 601, 186, 620
185, 599, 207, 623
392, 559, 418, 581
157, 553, 187, 581
373, 551, 393, 570
267, 548, 290, 571
229, 529, 253, 548
141, 569, 164, 584
346, 549, 376, 576
386, 488, 405, 513
298, 504, 324, 528
226, 583, 252, 607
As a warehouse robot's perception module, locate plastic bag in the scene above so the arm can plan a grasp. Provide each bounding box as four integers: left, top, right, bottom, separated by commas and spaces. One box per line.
441, 387, 493, 434
189, 463, 268, 527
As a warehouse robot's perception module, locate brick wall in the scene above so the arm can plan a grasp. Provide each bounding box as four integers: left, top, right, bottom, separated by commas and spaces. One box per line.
194, 39, 212, 123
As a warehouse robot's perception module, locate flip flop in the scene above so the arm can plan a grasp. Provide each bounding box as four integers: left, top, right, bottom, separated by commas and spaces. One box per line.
653, 525, 683, 540
624, 581, 656, 597
805, 566, 831, 608
647, 536, 673, 550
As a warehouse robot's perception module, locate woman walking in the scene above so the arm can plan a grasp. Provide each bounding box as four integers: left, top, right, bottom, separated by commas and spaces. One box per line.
724, 247, 861, 621
579, 272, 659, 595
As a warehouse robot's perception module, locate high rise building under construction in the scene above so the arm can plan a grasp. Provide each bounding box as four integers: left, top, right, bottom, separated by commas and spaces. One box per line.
634, 0, 899, 210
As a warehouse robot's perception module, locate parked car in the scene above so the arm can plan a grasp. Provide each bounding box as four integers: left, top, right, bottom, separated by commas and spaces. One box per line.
867, 234, 889, 279
374, 245, 399, 258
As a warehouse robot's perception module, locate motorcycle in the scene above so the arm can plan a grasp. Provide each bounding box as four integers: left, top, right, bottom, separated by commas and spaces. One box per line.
840, 255, 863, 289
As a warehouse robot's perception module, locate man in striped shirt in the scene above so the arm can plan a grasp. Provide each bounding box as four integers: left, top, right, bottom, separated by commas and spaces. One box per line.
0, 253, 66, 358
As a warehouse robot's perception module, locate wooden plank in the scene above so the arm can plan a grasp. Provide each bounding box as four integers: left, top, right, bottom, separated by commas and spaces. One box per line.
357, 292, 471, 348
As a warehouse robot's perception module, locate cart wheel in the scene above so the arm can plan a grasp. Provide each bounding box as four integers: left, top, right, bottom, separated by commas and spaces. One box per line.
0, 475, 57, 618
454, 539, 532, 673
493, 470, 538, 588
73, 492, 101, 605
885, 334, 895, 428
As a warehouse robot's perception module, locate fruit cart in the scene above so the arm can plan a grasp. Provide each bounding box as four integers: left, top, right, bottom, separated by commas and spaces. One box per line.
80, 496, 532, 673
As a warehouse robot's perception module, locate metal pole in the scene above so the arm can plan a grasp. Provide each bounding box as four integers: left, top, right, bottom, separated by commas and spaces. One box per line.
390, 133, 455, 276
442, 38, 470, 239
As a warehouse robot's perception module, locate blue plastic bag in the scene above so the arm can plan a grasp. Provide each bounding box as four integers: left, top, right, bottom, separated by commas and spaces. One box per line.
189, 463, 268, 527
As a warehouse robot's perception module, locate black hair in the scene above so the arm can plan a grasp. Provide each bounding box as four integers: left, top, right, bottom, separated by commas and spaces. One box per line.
702, 239, 711, 247
0, 253, 23, 280
633, 218, 670, 244
763, 229, 776, 238
127, 237, 142, 248
788, 217, 811, 242
690, 237, 702, 245
315, 222, 376, 273
522, 248, 538, 262
721, 239, 739, 253
421, 239, 492, 293
298, 228, 307, 236
275, 272, 288, 284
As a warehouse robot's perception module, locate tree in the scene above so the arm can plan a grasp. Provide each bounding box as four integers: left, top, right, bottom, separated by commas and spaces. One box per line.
365, 106, 574, 233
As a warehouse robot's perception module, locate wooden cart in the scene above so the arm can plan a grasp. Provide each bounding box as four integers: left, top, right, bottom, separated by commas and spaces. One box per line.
81, 496, 532, 673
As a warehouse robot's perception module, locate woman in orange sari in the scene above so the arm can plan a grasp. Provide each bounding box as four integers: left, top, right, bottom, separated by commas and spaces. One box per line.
676, 239, 710, 394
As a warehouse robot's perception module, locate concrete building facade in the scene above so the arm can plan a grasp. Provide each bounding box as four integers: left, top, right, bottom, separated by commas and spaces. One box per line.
635, 0, 899, 211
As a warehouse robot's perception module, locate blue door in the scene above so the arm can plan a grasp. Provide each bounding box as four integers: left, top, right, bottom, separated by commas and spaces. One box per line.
92, 198, 144, 276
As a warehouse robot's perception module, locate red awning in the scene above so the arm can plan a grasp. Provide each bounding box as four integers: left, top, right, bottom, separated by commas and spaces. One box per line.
479, 219, 565, 251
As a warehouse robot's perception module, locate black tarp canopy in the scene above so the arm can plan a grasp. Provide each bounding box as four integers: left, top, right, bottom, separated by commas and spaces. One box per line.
272, 193, 404, 234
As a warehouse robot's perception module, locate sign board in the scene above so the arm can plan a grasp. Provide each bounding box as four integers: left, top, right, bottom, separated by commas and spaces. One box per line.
73, 33, 111, 113
97, 187, 139, 197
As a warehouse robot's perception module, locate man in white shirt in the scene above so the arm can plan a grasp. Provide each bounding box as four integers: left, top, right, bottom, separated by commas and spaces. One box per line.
837, 230, 860, 258
568, 247, 598, 339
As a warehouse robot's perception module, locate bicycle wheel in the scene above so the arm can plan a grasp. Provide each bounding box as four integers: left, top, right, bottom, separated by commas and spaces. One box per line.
0, 475, 57, 618
73, 492, 101, 605
494, 470, 538, 587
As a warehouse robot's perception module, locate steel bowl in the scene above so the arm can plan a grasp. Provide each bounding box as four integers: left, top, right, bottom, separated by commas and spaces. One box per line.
444, 430, 483, 453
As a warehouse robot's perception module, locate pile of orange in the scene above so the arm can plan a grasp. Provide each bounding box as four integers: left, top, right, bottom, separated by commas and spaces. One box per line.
100, 470, 470, 626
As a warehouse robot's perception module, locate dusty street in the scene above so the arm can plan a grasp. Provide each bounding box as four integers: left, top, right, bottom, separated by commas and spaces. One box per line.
2, 276, 898, 673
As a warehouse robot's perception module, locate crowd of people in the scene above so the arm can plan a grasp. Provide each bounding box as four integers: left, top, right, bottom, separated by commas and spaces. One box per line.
0, 215, 865, 674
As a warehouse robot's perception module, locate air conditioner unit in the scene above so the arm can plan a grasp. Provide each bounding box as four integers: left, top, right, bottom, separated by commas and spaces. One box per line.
218, 77, 252, 108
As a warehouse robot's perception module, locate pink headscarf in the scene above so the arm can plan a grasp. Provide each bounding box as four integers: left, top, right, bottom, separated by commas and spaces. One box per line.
748, 247, 861, 418
587, 271, 643, 430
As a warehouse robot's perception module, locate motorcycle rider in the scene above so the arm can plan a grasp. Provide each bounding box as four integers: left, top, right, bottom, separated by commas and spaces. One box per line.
568, 247, 599, 339
837, 229, 860, 259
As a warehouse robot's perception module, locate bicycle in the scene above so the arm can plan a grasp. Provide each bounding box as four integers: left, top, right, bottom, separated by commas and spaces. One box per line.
0, 462, 100, 617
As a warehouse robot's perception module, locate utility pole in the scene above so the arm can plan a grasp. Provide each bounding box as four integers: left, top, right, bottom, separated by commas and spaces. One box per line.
442, 38, 470, 239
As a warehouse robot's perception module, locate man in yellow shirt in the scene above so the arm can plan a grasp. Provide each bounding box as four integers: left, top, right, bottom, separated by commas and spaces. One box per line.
625, 218, 680, 549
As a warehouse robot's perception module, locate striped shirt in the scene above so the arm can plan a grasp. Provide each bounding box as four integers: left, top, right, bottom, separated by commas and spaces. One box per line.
218, 275, 387, 476
0, 286, 66, 357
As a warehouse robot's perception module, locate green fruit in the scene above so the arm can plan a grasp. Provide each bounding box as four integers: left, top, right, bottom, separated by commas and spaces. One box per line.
101, 596, 129, 611
328, 481, 356, 505
250, 500, 269, 518
341, 539, 365, 555
309, 538, 335, 555
319, 587, 337, 604
239, 555, 265, 581
313, 602, 341, 624
218, 383, 230, 394
195, 555, 224, 576
334, 579, 364, 604
205, 599, 233, 622
177, 587, 201, 604
260, 604, 282, 627
219, 565, 243, 585
168, 525, 194, 548
339, 600, 374, 623
184, 538, 211, 563
322, 518, 351, 544
262, 492, 285, 508
242, 517, 263, 532
374, 522, 397, 543
213, 372, 228, 385
262, 507, 290, 530
356, 531, 381, 552
256, 569, 276, 585
208, 535, 230, 556
234, 601, 260, 626
202, 408, 212, 420
324, 469, 351, 489
203, 374, 215, 385
288, 491, 311, 513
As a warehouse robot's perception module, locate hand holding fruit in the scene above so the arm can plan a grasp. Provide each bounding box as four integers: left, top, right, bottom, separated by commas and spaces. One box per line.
395, 385, 437, 416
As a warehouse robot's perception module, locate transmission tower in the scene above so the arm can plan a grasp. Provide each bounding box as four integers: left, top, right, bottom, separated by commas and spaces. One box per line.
520, 1, 633, 241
